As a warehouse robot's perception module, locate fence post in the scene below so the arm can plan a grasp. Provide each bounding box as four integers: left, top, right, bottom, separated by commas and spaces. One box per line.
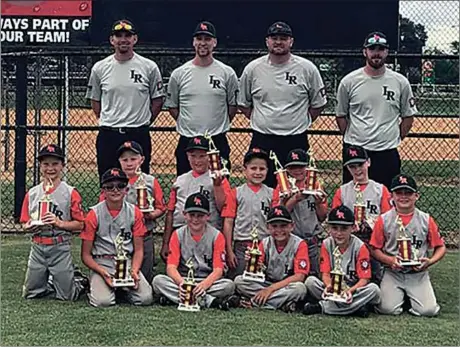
14, 56, 28, 222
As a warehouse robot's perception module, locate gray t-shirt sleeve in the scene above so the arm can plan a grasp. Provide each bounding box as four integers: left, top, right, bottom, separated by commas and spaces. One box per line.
335, 79, 349, 117
86, 65, 101, 101
309, 66, 327, 108
237, 65, 252, 108
165, 69, 179, 108
400, 80, 417, 118
149, 64, 165, 99
227, 68, 239, 106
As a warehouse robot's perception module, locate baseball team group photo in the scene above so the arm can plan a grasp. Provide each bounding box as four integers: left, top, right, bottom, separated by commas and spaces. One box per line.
1, 0, 458, 346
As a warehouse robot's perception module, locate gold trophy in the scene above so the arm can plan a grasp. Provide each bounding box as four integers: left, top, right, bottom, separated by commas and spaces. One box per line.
112, 230, 135, 287
178, 258, 200, 312
242, 225, 265, 283
354, 183, 366, 227
324, 246, 349, 303
134, 167, 154, 212
302, 149, 323, 197
396, 217, 421, 266
204, 130, 230, 179
31, 177, 54, 226
269, 151, 299, 198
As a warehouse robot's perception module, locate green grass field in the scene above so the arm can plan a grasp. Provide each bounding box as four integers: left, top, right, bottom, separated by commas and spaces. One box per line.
0, 235, 458, 346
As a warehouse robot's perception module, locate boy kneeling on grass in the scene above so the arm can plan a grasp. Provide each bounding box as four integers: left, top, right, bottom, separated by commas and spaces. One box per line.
152, 192, 235, 310
80, 168, 153, 308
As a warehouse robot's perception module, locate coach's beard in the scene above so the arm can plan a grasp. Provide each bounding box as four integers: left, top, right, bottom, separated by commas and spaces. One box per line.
367, 57, 385, 69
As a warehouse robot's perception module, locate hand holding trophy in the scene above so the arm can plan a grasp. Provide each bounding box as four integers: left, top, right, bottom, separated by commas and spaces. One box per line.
112, 230, 135, 287
269, 151, 299, 198
134, 166, 154, 213
204, 130, 230, 179
396, 217, 421, 267
302, 149, 323, 197
323, 246, 350, 303
31, 177, 54, 226
178, 258, 200, 312
242, 225, 265, 283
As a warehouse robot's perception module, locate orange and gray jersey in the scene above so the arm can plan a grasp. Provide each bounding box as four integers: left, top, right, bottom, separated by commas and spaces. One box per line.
291, 196, 320, 239
341, 180, 383, 219
126, 174, 156, 231
263, 234, 303, 282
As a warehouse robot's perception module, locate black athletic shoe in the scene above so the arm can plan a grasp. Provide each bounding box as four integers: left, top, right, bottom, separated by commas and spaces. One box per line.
280, 300, 297, 313
158, 295, 170, 306
220, 295, 241, 311
303, 302, 322, 315
353, 306, 370, 318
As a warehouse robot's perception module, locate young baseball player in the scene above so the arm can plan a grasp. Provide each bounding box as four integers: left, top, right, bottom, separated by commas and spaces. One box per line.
117, 140, 166, 283
80, 168, 153, 308
20, 144, 88, 301
160, 135, 231, 262
370, 174, 446, 317
222, 148, 273, 279
152, 192, 235, 310
272, 149, 328, 275
303, 205, 381, 318
233, 205, 308, 312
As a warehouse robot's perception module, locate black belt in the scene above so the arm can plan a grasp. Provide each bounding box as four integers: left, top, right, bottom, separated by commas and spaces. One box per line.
100, 125, 149, 134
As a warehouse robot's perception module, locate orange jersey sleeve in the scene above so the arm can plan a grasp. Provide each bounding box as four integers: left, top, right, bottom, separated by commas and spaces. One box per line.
70, 189, 85, 222
212, 232, 226, 269
319, 243, 332, 274
132, 207, 147, 237
427, 216, 445, 248
331, 188, 342, 209
356, 244, 372, 279
380, 186, 392, 213
153, 179, 167, 212
20, 192, 30, 223
80, 209, 98, 241
221, 187, 237, 218
167, 231, 181, 267
294, 240, 310, 275
369, 216, 385, 249
167, 187, 177, 212
272, 185, 281, 207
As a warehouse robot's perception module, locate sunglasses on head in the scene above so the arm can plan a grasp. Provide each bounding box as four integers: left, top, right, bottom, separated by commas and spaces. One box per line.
114, 23, 133, 31
102, 182, 127, 191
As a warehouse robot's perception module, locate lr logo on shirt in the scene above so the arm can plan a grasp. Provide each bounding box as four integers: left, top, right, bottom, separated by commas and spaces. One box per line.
209, 75, 222, 89
130, 70, 143, 83
285, 72, 297, 85
382, 86, 395, 101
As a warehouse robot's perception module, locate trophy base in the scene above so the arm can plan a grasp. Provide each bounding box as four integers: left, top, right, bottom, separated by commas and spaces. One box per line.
112, 278, 136, 288
302, 189, 323, 197
210, 168, 230, 178
399, 260, 422, 267
324, 293, 349, 303
178, 303, 200, 312
139, 207, 155, 213
242, 271, 265, 283
30, 220, 45, 226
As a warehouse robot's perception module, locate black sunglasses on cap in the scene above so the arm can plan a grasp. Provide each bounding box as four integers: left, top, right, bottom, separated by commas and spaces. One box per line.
102, 182, 128, 191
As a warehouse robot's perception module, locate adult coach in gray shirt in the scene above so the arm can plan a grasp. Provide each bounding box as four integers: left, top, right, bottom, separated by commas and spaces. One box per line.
86, 20, 165, 178
238, 22, 327, 188
336, 32, 417, 189
165, 21, 239, 176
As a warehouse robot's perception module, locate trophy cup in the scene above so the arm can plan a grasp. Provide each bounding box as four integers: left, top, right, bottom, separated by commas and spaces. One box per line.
31, 178, 54, 226
204, 130, 230, 179
324, 246, 350, 303
396, 217, 421, 267
112, 230, 135, 287
242, 225, 265, 283
354, 183, 366, 227
269, 151, 299, 198
302, 149, 323, 197
134, 167, 154, 213
178, 258, 200, 312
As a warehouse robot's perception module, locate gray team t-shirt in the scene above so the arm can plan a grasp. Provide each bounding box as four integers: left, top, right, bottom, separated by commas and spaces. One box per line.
165, 59, 239, 137
238, 54, 327, 135
86, 53, 164, 127
336, 67, 417, 151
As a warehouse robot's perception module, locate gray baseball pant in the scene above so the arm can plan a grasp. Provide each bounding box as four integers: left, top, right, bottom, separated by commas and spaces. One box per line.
152, 274, 235, 307
234, 275, 306, 309
226, 240, 249, 280
307, 240, 319, 276
23, 242, 83, 301
141, 233, 155, 284
305, 276, 381, 315
376, 269, 440, 317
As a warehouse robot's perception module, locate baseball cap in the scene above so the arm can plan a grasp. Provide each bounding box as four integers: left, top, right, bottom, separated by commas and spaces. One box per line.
111, 19, 136, 35
37, 144, 65, 161
267, 21, 293, 37
327, 205, 355, 226
244, 148, 269, 165
117, 141, 144, 157
100, 168, 129, 186
343, 145, 369, 166
363, 31, 389, 48
185, 136, 209, 152
285, 149, 309, 167
184, 192, 210, 214
266, 205, 293, 224
193, 21, 216, 38
390, 174, 417, 192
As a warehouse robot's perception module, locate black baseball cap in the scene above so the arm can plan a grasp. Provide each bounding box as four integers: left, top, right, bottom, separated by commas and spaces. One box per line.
193, 21, 216, 38
186, 136, 209, 152
117, 141, 144, 157
267, 21, 293, 37
37, 144, 65, 162
343, 145, 369, 166
111, 19, 136, 35
327, 205, 355, 226
363, 31, 389, 48
267, 205, 293, 224
390, 174, 418, 192
285, 149, 309, 167
100, 168, 128, 186
244, 148, 269, 165
184, 192, 210, 214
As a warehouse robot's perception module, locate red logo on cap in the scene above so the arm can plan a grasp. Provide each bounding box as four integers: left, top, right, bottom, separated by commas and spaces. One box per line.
374, 34, 381, 41
291, 152, 299, 160
336, 211, 345, 219
399, 176, 408, 184
111, 169, 120, 176
274, 208, 283, 216
193, 138, 201, 145
349, 149, 358, 157
200, 23, 208, 30
194, 197, 202, 205
124, 141, 132, 148
47, 145, 55, 152
252, 148, 261, 153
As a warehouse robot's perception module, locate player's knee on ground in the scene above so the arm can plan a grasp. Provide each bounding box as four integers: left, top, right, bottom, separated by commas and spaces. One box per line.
130, 289, 153, 306
89, 293, 116, 308
377, 300, 403, 315
410, 304, 440, 317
